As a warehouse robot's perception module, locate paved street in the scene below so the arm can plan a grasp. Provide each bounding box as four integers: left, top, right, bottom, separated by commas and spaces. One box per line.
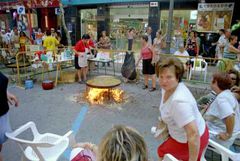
2, 77, 164, 161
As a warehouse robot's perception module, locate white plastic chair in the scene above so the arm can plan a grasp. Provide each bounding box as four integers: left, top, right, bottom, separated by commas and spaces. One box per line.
6, 121, 73, 161
162, 150, 207, 161
163, 154, 179, 161
189, 57, 208, 82
207, 130, 240, 161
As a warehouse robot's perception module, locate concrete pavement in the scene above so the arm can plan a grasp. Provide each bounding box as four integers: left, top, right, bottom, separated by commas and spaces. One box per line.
2, 79, 162, 161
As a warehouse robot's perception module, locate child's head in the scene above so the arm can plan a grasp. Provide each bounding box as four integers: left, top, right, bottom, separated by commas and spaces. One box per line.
98, 125, 148, 161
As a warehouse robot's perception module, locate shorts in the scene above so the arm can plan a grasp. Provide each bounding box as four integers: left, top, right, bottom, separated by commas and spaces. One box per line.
0, 112, 11, 144
75, 56, 81, 69
158, 125, 209, 161
142, 59, 155, 75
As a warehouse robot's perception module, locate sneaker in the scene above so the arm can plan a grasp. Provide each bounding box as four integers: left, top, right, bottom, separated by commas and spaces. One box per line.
78, 81, 84, 84
142, 85, 148, 89
149, 88, 156, 92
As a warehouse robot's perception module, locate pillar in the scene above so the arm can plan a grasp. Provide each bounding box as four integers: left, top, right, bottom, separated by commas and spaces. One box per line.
148, 2, 160, 42
166, 0, 174, 54
64, 6, 80, 45
97, 5, 110, 41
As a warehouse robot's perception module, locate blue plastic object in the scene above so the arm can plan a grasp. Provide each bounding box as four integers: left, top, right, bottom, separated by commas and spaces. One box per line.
25, 80, 33, 89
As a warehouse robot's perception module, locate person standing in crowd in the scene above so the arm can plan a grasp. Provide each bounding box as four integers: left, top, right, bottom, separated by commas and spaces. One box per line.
185, 31, 199, 57
19, 31, 31, 52
10, 27, 19, 45
153, 30, 165, 64
174, 43, 189, 65
87, 34, 97, 71
173, 31, 184, 52
204, 72, 240, 149
31, 28, 36, 43
0, 72, 19, 161
145, 26, 152, 45
98, 31, 111, 49
10, 27, 19, 53
42, 30, 47, 41
195, 32, 201, 52
50, 28, 56, 37
35, 28, 43, 45
228, 69, 239, 88
136, 35, 156, 92
215, 29, 226, 59
223, 35, 240, 60
43, 30, 59, 55
1, 30, 10, 48
74, 34, 90, 84
97, 31, 111, 66
156, 57, 209, 161
127, 28, 135, 51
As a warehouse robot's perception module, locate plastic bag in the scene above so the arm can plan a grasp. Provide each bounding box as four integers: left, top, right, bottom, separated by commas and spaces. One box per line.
71, 149, 96, 161
121, 51, 136, 80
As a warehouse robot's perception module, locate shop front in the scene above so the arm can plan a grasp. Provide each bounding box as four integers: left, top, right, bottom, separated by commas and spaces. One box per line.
0, 0, 19, 31
0, 0, 60, 37
79, 3, 149, 50
64, 0, 200, 46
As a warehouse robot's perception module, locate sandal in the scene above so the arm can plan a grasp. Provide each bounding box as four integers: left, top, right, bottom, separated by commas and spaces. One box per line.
149, 88, 156, 92
142, 85, 148, 89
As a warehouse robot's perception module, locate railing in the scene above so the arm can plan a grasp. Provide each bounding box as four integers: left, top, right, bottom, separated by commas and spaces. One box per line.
2, 46, 239, 87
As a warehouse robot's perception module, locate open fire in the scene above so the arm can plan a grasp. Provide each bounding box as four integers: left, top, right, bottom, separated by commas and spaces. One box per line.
84, 76, 124, 105
85, 87, 124, 105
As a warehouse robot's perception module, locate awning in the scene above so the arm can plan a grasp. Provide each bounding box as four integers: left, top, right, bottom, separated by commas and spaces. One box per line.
62, 0, 197, 6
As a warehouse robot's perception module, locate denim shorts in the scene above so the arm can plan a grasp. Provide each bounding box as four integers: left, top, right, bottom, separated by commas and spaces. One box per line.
0, 112, 11, 144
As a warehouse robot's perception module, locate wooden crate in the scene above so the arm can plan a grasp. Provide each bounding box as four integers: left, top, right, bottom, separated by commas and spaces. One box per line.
59, 71, 77, 83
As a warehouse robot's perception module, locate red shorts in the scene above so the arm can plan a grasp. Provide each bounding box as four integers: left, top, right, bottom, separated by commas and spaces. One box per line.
157, 126, 209, 161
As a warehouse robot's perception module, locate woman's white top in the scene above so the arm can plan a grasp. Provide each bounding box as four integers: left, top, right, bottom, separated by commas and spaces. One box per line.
159, 82, 206, 143
205, 90, 240, 148
205, 90, 240, 134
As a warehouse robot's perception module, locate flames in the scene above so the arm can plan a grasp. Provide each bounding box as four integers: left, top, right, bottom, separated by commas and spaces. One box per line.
86, 87, 124, 104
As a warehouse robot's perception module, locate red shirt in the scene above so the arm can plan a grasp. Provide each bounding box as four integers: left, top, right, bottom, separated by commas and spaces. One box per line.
75, 40, 86, 52
88, 39, 95, 48
141, 46, 153, 60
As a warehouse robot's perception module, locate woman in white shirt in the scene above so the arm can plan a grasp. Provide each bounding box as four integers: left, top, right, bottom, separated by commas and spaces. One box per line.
157, 57, 208, 161
204, 72, 240, 148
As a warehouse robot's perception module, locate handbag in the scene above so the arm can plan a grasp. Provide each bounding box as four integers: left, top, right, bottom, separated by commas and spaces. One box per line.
71, 149, 95, 161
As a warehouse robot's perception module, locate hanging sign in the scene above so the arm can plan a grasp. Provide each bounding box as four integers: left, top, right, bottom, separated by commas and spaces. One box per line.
197, 3, 234, 32
150, 2, 158, 7
55, 8, 61, 15
17, 6, 25, 15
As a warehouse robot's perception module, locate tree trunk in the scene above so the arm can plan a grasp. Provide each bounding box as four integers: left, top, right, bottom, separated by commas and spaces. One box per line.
59, 0, 72, 47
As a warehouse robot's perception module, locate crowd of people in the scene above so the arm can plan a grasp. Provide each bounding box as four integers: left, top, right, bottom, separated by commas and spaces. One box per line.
0, 27, 61, 55
1, 26, 240, 161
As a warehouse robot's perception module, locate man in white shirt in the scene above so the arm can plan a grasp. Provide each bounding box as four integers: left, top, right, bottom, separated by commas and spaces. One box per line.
174, 44, 189, 64
216, 29, 227, 59
1, 30, 10, 48
11, 28, 19, 44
